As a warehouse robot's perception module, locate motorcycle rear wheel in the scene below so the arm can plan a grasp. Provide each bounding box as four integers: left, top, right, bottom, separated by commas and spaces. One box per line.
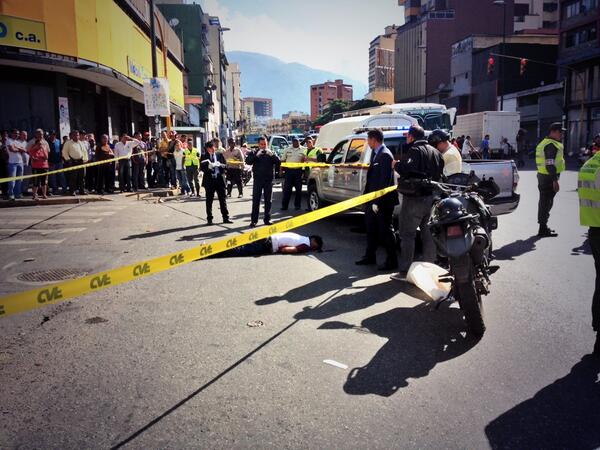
456, 280, 485, 337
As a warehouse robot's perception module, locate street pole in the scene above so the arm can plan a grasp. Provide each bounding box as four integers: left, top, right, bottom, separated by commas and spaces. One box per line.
149, 0, 160, 138
500, 2, 506, 111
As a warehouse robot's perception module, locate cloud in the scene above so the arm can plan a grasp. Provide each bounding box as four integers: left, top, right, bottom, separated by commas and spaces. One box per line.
198, 0, 404, 84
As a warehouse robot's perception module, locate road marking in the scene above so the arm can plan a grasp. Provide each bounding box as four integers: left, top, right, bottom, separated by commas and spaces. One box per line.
0, 239, 66, 245
1, 218, 102, 225
323, 359, 348, 370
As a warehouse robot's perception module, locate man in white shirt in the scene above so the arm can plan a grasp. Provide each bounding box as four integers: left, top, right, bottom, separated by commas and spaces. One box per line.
5, 129, 26, 200
212, 232, 324, 257
462, 135, 475, 160
62, 130, 89, 195
113, 133, 140, 192
428, 129, 462, 177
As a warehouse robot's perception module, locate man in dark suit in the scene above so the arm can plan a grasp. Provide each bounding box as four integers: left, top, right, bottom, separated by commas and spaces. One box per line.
200, 141, 232, 225
245, 136, 280, 227
356, 129, 399, 271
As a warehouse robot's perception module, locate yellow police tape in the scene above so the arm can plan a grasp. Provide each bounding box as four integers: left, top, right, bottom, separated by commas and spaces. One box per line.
0, 149, 157, 184
0, 185, 397, 319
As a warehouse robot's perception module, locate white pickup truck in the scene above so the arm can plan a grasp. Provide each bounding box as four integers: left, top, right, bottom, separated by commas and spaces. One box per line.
306, 129, 520, 217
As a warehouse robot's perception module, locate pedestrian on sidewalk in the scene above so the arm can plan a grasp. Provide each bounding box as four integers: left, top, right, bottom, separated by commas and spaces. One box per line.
200, 141, 231, 225
26, 128, 50, 200
355, 129, 399, 271
516, 129, 527, 168
19, 131, 31, 197
166, 131, 178, 189
481, 135, 491, 159
390, 125, 444, 280
577, 151, 600, 356
144, 132, 158, 188
158, 131, 171, 187
5, 129, 25, 200
95, 134, 115, 195
246, 136, 280, 227
131, 131, 147, 192
114, 133, 139, 193
0, 131, 8, 198
536, 122, 565, 237
62, 130, 88, 196
184, 138, 202, 197
462, 135, 475, 160
223, 137, 245, 198
84, 134, 97, 193
280, 137, 306, 211
47, 131, 67, 195
174, 139, 191, 196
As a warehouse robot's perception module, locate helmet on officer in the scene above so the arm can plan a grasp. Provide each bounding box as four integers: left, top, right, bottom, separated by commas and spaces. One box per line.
428, 129, 450, 147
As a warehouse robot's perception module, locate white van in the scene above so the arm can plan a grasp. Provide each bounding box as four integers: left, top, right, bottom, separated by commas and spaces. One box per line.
315, 113, 417, 151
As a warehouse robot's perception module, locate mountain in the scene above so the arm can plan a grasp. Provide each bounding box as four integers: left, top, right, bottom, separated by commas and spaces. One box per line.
227, 51, 368, 118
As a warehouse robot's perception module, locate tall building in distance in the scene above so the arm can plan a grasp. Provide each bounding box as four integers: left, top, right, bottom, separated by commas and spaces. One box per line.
310, 79, 353, 120
242, 97, 273, 132
558, 0, 600, 152
367, 26, 398, 104
513, 0, 559, 33
226, 62, 242, 132
395, 0, 513, 103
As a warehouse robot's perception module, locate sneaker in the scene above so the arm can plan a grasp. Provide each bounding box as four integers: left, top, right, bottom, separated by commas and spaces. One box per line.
390, 271, 408, 281
264, 220, 273, 225
238, 194, 243, 198
250, 222, 257, 228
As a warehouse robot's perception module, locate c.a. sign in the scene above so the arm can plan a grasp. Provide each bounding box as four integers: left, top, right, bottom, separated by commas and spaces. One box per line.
143, 77, 171, 117
0, 15, 46, 51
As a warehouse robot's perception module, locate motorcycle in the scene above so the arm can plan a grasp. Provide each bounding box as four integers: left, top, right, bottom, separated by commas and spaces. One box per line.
426, 176, 500, 337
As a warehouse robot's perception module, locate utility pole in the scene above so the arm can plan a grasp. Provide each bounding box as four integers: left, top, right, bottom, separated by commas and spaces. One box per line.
149, 0, 160, 138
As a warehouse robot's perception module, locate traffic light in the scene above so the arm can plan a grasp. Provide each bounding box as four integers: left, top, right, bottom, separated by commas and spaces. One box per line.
487, 56, 495, 75
520, 58, 528, 76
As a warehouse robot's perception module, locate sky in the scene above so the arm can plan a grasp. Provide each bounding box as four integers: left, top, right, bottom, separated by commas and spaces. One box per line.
197, 0, 404, 84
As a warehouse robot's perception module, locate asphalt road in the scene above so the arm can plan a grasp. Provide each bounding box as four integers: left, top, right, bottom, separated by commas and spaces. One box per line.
0, 163, 599, 449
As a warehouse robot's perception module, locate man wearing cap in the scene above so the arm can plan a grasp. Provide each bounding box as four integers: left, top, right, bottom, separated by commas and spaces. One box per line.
280, 137, 306, 211
536, 122, 565, 237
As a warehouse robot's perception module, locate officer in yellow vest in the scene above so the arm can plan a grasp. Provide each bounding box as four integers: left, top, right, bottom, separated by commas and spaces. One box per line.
536, 122, 566, 237
184, 139, 201, 197
304, 137, 323, 162
578, 151, 600, 356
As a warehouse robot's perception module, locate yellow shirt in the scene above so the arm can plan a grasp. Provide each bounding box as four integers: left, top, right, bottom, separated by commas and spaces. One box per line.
62, 140, 89, 162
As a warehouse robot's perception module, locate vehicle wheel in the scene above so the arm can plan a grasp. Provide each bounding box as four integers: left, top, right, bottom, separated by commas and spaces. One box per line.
307, 183, 321, 211
456, 280, 486, 337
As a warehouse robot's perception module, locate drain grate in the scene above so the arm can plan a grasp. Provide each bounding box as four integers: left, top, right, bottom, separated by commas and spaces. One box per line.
17, 268, 90, 283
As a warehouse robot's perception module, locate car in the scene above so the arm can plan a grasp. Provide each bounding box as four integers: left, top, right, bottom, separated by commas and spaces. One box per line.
306, 129, 520, 218
243, 134, 290, 156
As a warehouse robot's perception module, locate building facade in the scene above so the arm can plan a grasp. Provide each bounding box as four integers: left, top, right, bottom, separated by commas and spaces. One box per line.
514, 0, 560, 32
0, 0, 186, 138
241, 97, 272, 133
203, 14, 229, 139
558, 0, 600, 152
367, 26, 397, 104
310, 79, 353, 120
447, 34, 558, 114
395, 0, 513, 103
226, 62, 242, 134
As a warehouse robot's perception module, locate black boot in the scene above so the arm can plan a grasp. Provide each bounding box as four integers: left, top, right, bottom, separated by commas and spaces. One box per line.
594, 332, 600, 357
538, 225, 558, 237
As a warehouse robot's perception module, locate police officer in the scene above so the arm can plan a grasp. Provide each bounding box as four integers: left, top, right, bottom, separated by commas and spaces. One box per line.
184, 139, 201, 197
578, 151, 600, 356
536, 122, 565, 237
246, 136, 280, 227
280, 137, 306, 211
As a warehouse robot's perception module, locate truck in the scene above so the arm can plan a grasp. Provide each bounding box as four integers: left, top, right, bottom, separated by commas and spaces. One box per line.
307, 129, 520, 218
452, 111, 520, 158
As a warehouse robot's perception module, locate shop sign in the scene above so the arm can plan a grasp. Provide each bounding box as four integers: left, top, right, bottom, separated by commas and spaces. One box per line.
144, 78, 170, 117
0, 15, 46, 50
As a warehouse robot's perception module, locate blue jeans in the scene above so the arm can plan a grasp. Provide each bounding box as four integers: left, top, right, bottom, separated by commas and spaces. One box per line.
176, 169, 190, 193
7, 162, 23, 198
48, 162, 67, 192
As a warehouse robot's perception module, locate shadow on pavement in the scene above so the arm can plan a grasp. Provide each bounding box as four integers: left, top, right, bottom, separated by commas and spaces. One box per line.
122, 224, 204, 240
493, 235, 541, 261
572, 232, 591, 255
485, 355, 600, 449
317, 303, 477, 397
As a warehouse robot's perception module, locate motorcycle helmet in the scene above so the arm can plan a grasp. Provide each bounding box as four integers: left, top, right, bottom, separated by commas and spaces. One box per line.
432, 197, 468, 225
428, 129, 450, 147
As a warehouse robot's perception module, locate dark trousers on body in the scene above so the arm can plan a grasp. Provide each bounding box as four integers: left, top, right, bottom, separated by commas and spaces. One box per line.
251, 177, 273, 224
227, 168, 243, 196
68, 160, 86, 194
364, 203, 397, 265
282, 169, 302, 209
85, 165, 96, 192
589, 227, 600, 332
118, 159, 131, 192
213, 238, 273, 258
537, 173, 557, 226
132, 163, 145, 191
96, 161, 114, 194
186, 166, 200, 195
205, 176, 229, 222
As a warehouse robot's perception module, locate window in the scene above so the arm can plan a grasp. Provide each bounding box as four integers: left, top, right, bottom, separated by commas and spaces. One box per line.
564, 24, 597, 48
543, 2, 558, 12
327, 141, 348, 164
514, 4, 529, 16
345, 139, 365, 163
384, 137, 408, 160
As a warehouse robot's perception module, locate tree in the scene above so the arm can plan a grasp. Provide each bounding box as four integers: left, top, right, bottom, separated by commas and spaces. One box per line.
312, 99, 386, 127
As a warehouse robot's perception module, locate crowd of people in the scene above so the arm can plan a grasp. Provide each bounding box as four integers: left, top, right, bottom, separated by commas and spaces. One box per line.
0, 129, 254, 202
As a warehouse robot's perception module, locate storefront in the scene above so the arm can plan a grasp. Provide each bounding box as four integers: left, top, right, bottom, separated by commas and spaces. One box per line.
0, 0, 186, 138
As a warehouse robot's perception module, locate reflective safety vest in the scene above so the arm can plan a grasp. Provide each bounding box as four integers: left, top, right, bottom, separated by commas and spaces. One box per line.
536, 138, 565, 175
305, 146, 322, 161
578, 152, 600, 227
184, 148, 200, 167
